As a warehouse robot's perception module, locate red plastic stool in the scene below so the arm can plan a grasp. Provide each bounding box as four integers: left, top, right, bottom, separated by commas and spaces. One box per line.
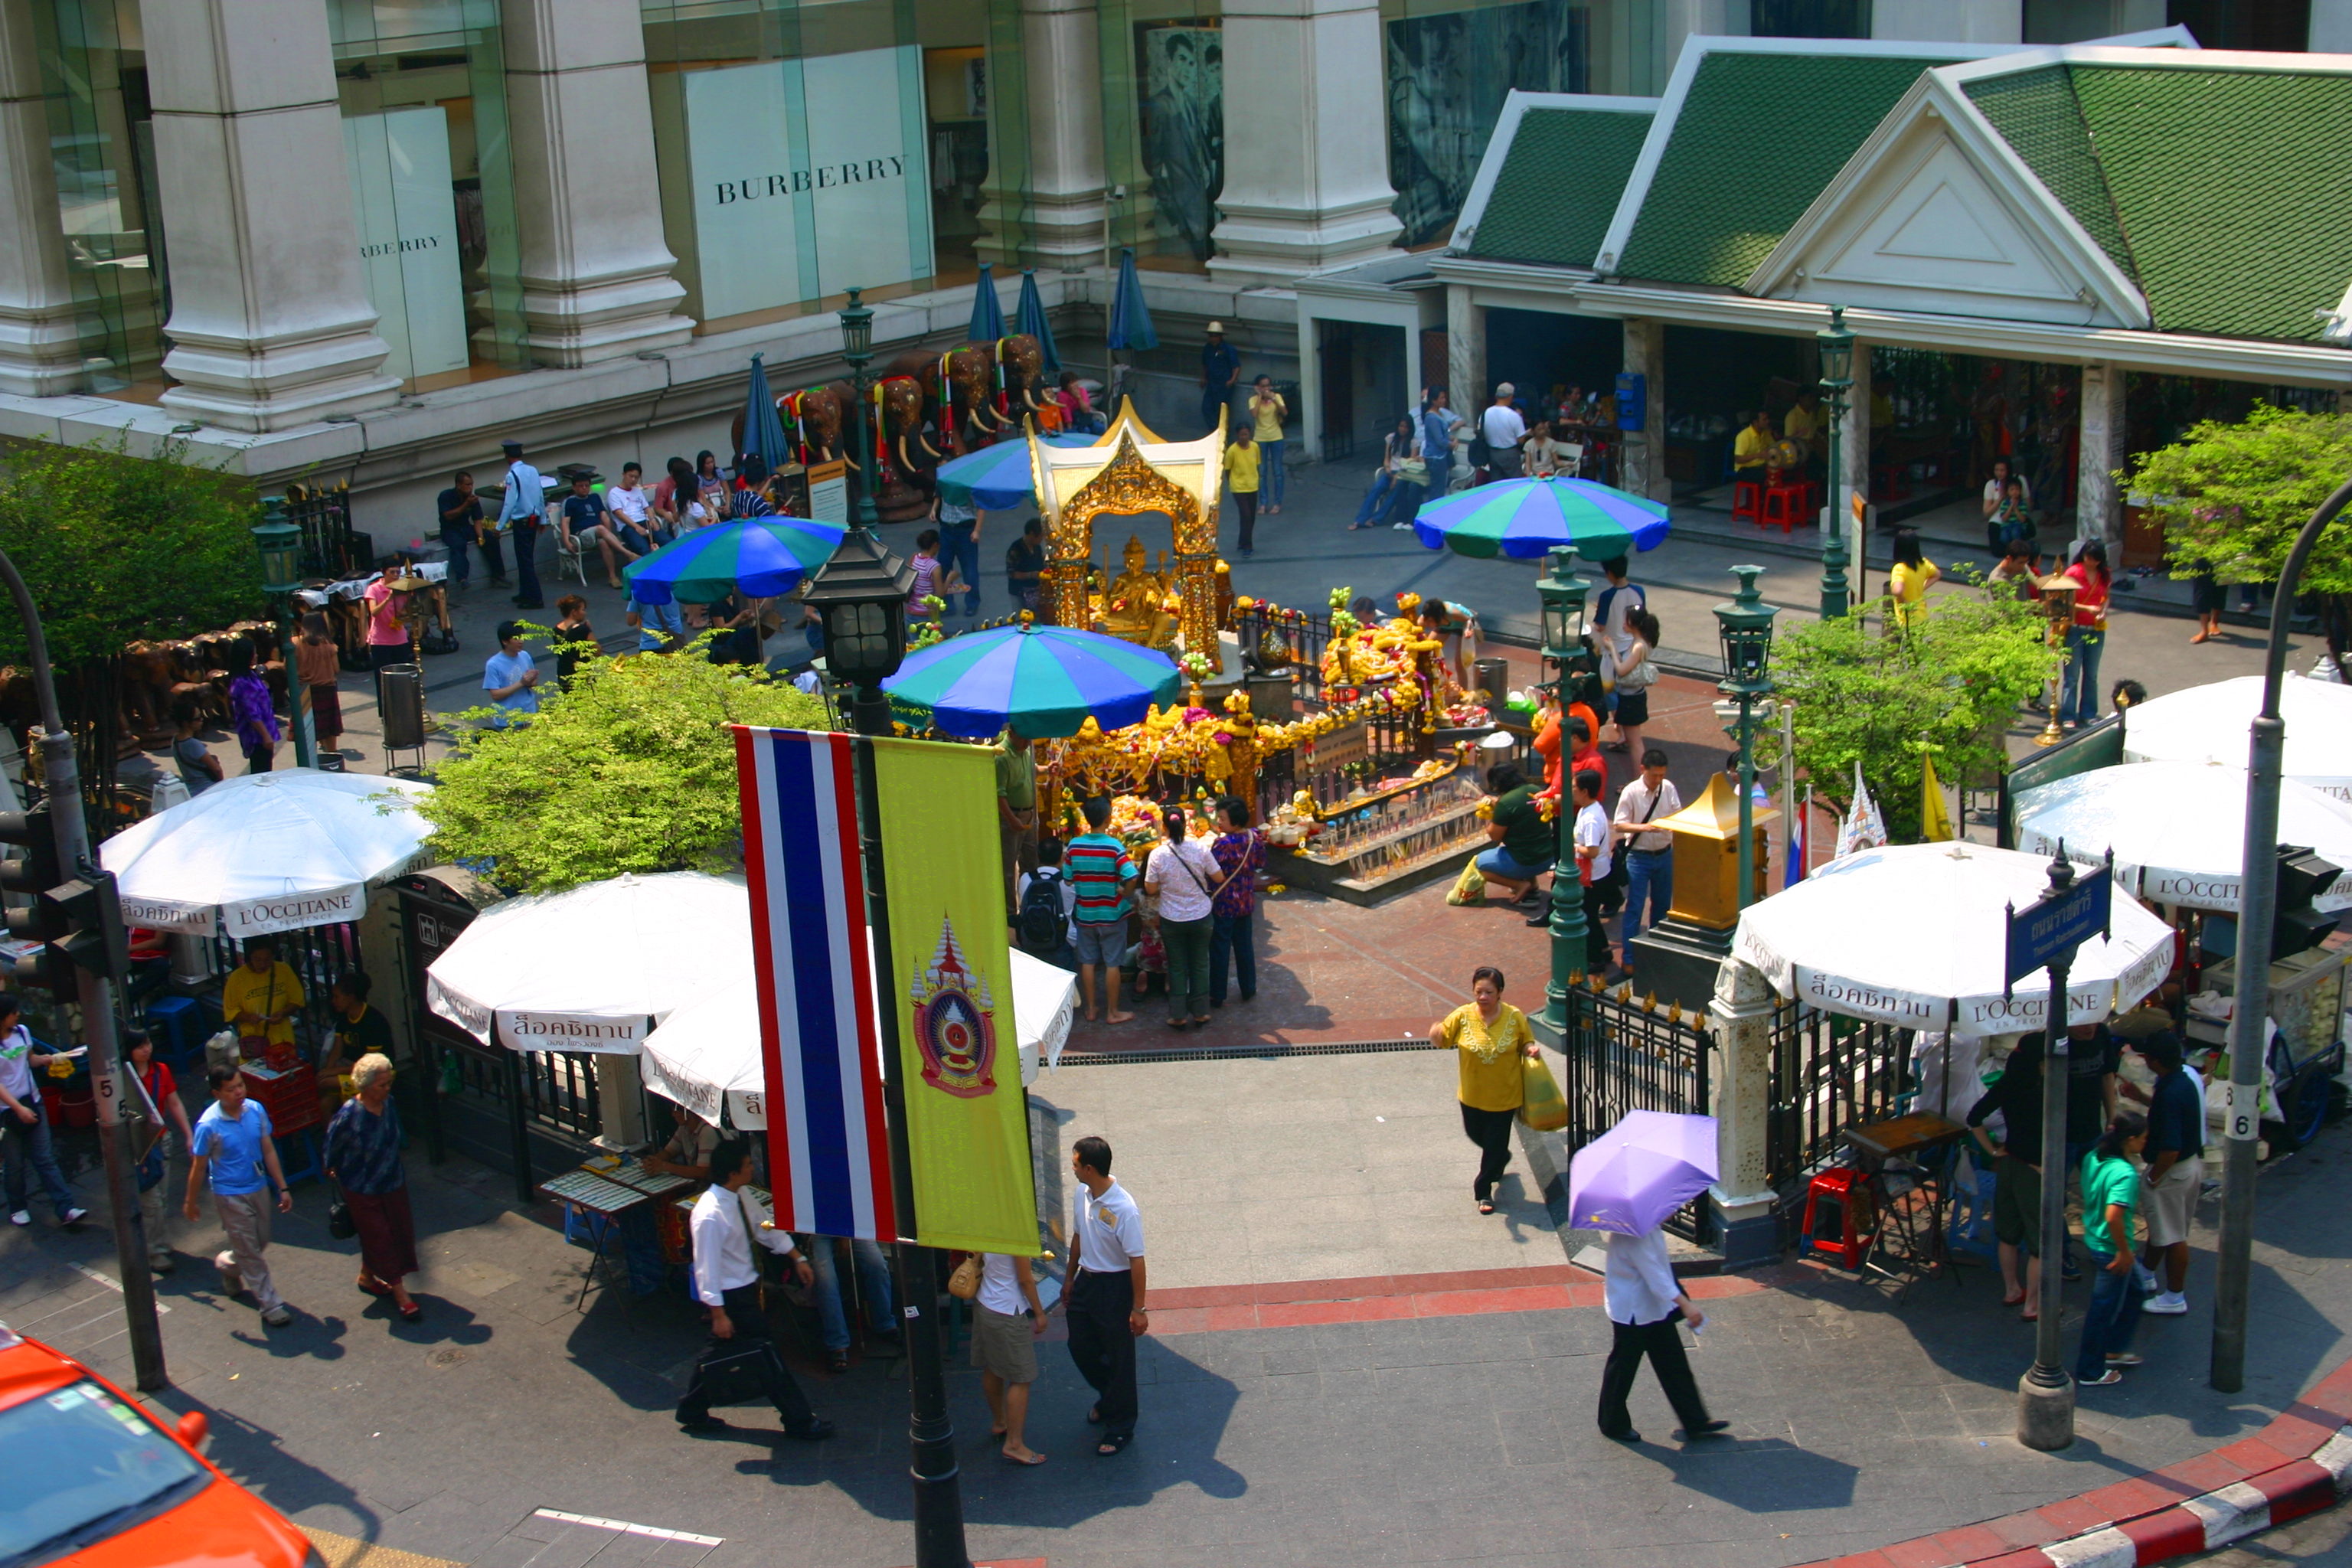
1801, 1167, 1877, 1269
1760, 482, 1808, 534
1731, 479, 1762, 525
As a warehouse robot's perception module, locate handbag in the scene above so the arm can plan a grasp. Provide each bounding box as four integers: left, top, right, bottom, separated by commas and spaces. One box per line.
327, 1179, 357, 1241
947, 1253, 982, 1301
1518, 1053, 1569, 1132
693, 1338, 783, 1407
136, 1140, 166, 1194
1397, 457, 1429, 484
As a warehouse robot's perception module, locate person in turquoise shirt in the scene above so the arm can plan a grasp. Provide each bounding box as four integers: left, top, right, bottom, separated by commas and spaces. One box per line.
2075, 1112, 2148, 1387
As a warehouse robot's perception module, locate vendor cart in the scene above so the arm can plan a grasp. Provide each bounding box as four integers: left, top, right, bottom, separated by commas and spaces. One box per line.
2186, 945, 2350, 1152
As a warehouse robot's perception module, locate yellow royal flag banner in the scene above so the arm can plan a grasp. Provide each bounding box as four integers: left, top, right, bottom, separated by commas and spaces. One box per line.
871, 734, 1040, 1256
1920, 748, 1956, 844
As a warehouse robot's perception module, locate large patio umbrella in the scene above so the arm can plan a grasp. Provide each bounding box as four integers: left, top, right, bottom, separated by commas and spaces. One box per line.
2014, 761, 2352, 914
969, 262, 1007, 341
1015, 268, 1060, 372
1414, 476, 1670, 561
880, 620, 1181, 739
642, 950, 1076, 1122
935, 431, 1094, 511
425, 871, 753, 1053
2119, 674, 2352, 802
100, 769, 433, 936
1730, 841, 2175, 1038
621, 514, 844, 604
1106, 247, 1157, 353
740, 352, 792, 472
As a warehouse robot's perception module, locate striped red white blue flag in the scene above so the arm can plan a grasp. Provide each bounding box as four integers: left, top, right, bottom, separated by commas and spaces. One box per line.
734, 727, 897, 1243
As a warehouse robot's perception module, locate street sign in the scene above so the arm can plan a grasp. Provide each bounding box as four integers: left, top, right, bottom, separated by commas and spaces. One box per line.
2004, 872, 2111, 988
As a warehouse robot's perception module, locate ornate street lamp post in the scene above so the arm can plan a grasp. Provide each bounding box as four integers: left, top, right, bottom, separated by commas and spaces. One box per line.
1816, 306, 1854, 619
800, 531, 972, 1568
838, 286, 881, 529
1538, 547, 1593, 1035
252, 498, 315, 769
1713, 565, 1778, 910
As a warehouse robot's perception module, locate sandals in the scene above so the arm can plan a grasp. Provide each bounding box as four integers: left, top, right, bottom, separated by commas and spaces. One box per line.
2001, 1289, 2026, 1307
1001, 1447, 1048, 1465
2105, 1353, 2145, 1367
1477, 1197, 1497, 1216
1096, 1432, 1133, 1457
2082, 1370, 2122, 1386
828, 1351, 851, 1375
396, 1301, 423, 1322
1086, 1405, 1102, 1426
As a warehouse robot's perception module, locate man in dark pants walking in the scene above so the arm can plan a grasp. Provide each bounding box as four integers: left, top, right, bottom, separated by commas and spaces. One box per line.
497, 439, 547, 609
676, 1142, 834, 1441
1063, 1135, 1148, 1456
1599, 1224, 1726, 1445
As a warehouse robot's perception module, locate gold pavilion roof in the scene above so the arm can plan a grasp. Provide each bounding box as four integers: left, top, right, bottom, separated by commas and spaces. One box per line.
1030, 399, 1227, 524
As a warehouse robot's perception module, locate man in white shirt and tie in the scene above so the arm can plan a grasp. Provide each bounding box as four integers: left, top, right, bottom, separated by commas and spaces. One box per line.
676, 1141, 833, 1441
1061, 1134, 1148, 1455
1599, 1225, 1727, 1445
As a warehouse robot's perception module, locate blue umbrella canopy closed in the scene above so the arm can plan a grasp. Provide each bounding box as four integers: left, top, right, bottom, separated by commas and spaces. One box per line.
1015, 269, 1060, 372
1107, 248, 1157, 352
740, 354, 792, 472
969, 262, 1008, 342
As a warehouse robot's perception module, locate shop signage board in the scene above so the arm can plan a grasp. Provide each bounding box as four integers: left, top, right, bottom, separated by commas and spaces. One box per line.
344, 106, 468, 384
683, 48, 934, 320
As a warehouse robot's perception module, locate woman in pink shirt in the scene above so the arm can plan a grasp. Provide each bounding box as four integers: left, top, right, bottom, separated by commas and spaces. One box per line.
362, 569, 413, 671
2060, 540, 2111, 730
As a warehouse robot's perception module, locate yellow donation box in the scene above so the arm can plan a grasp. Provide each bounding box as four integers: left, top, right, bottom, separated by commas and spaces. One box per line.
1658, 773, 1777, 930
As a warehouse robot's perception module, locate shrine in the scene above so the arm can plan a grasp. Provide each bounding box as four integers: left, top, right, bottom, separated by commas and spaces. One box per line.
1031, 402, 1227, 662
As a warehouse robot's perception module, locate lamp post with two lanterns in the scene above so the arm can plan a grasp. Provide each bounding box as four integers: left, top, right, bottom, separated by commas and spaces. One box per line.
1536, 548, 1594, 1034
1816, 306, 1854, 621
1713, 564, 1779, 910
838, 287, 883, 529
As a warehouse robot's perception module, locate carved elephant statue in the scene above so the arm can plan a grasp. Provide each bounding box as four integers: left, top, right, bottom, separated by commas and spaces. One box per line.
728, 379, 858, 471
994, 334, 1054, 424
868, 374, 939, 523
881, 344, 1009, 456
120, 639, 184, 742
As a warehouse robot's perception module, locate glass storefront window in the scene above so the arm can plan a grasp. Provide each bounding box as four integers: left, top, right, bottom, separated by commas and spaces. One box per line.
1098, 0, 1220, 272
1751, 0, 1870, 38
30, 0, 169, 395
332, 0, 528, 391
1382, 0, 1589, 248
643, 0, 991, 330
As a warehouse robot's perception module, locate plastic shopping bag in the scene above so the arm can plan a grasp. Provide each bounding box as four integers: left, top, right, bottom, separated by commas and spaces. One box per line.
1446, 860, 1486, 906
1518, 1054, 1568, 1132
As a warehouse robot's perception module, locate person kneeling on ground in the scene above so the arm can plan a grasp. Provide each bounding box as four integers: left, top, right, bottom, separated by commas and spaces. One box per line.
1475, 764, 1554, 910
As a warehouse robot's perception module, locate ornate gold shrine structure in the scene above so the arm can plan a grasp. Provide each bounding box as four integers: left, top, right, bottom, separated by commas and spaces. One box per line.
1031, 400, 1225, 658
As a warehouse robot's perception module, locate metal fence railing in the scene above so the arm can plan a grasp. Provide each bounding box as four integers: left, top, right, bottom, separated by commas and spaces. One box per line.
1560, 979, 1713, 1241
1763, 1001, 1913, 1201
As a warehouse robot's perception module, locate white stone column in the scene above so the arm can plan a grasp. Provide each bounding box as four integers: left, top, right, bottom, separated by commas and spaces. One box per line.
501, 0, 692, 366
1707, 955, 1780, 1269
978, 0, 1107, 270
2076, 361, 2125, 547
1446, 285, 1484, 426
1829, 338, 1870, 534
145, 0, 397, 431
1207, 0, 1402, 288
0, 0, 83, 397
1620, 317, 1667, 504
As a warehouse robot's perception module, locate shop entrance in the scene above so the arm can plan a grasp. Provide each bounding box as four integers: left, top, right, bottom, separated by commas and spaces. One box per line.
1316, 318, 1408, 462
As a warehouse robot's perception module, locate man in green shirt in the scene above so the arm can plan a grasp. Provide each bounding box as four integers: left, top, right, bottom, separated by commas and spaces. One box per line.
997, 727, 1037, 917
1474, 763, 1554, 909
2076, 1111, 2148, 1387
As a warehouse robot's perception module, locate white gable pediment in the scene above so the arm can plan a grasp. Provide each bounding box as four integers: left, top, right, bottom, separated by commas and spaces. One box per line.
1749, 93, 2148, 331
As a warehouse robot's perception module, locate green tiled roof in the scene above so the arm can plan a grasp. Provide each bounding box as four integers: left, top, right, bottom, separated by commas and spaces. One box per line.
1465, 106, 1655, 267
1970, 64, 2352, 343
1615, 52, 1945, 286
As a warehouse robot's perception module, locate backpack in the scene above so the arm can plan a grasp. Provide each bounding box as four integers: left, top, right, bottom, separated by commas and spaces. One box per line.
1018, 868, 1067, 953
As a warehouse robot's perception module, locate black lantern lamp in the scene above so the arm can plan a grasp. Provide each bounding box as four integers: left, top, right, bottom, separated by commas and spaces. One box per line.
1815, 305, 1854, 393
802, 528, 913, 699
1815, 305, 1855, 619
838, 286, 880, 528
1536, 546, 1591, 663
1714, 563, 1777, 691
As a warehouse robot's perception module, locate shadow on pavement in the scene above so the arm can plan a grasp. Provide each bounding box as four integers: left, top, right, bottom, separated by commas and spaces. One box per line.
1659, 1436, 1860, 1511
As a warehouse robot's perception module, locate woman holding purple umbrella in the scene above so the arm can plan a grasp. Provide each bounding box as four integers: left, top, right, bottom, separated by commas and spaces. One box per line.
1599, 1224, 1726, 1445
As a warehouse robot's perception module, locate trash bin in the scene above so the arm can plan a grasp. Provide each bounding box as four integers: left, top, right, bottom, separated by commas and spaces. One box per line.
378, 662, 426, 752
1473, 656, 1510, 714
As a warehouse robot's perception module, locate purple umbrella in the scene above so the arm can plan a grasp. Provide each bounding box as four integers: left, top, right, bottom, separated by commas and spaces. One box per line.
1567, 1109, 1720, 1236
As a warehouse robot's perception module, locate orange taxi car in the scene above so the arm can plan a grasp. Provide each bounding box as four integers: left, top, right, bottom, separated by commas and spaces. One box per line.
0, 1320, 317, 1568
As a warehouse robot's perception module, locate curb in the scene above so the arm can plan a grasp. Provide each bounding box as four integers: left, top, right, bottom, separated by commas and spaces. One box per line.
1800, 1357, 2352, 1568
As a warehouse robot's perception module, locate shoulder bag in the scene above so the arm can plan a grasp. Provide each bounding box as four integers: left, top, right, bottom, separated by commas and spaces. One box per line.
948, 1253, 983, 1300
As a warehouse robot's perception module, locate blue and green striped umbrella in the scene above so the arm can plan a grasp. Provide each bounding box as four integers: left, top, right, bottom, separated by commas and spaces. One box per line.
936, 432, 1095, 511
881, 621, 1181, 739
621, 516, 844, 605
1414, 476, 1671, 561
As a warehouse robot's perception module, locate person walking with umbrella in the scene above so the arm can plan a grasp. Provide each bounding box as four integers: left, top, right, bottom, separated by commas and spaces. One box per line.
1433, 966, 1540, 1215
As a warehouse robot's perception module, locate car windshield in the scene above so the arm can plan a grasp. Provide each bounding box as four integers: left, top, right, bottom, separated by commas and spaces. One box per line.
0, 1380, 207, 1567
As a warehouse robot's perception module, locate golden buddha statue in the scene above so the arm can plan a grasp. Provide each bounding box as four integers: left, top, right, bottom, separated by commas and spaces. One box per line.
1101, 534, 1178, 650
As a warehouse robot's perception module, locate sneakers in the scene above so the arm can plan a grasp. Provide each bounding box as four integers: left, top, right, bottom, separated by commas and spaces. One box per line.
7, 1210, 27, 1227
2134, 1264, 2160, 1292
59, 1207, 87, 1227
218, 1267, 245, 1298
2143, 1291, 2190, 1315
260, 1305, 293, 1328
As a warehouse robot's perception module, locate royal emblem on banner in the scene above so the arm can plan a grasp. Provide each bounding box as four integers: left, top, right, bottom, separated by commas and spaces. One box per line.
908, 919, 998, 1098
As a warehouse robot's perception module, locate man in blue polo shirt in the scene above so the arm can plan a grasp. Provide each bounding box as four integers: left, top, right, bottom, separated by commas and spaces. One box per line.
184, 1063, 294, 1326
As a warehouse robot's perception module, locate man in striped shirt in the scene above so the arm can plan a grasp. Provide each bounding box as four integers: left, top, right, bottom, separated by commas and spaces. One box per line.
1067, 795, 1139, 1024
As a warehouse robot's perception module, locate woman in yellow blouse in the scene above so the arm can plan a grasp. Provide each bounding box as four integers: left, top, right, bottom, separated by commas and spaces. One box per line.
222, 936, 305, 1060
1434, 965, 1541, 1214
1247, 375, 1288, 514
1886, 527, 1941, 632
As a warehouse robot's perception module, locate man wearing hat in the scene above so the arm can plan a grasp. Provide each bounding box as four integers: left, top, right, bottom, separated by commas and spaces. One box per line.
1200, 322, 1239, 434
495, 439, 547, 609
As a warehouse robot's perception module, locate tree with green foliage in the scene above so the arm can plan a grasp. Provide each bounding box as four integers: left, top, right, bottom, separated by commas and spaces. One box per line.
1766, 587, 2056, 843
415, 638, 832, 895
2128, 403, 2352, 596
0, 437, 263, 666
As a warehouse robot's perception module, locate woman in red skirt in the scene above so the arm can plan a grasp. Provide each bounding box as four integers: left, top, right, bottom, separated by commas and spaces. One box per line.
324, 1053, 420, 1321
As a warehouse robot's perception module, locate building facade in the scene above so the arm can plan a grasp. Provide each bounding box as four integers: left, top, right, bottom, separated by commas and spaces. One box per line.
0, 0, 2347, 537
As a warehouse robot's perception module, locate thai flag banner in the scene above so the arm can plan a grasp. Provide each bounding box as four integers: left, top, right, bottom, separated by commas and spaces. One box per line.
734, 726, 896, 1243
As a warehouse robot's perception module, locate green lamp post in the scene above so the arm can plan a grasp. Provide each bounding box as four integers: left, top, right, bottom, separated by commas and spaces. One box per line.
1713, 564, 1778, 910
838, 286, 881, 529
1537, 547, 1594, 1034
252, 498, 315, 769
1816, 305, 1854, 619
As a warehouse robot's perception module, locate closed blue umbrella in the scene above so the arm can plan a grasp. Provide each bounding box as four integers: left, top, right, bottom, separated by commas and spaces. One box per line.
1015, 269, 1060, 373
741, 353, 792, 472
1107, 248, 1157, 352
969, 262, 1007, 342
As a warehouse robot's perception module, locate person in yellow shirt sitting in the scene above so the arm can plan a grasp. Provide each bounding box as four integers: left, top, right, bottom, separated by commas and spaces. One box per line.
1222, 426, 1262, 559
1782, 388, 1825, 445
223, 936, 305, 1061
1732, 410, 1776, 478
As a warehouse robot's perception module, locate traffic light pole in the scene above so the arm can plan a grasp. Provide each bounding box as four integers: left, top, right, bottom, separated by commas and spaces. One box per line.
2212, 474, 2352, 1393
0, 547, 165, 1392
